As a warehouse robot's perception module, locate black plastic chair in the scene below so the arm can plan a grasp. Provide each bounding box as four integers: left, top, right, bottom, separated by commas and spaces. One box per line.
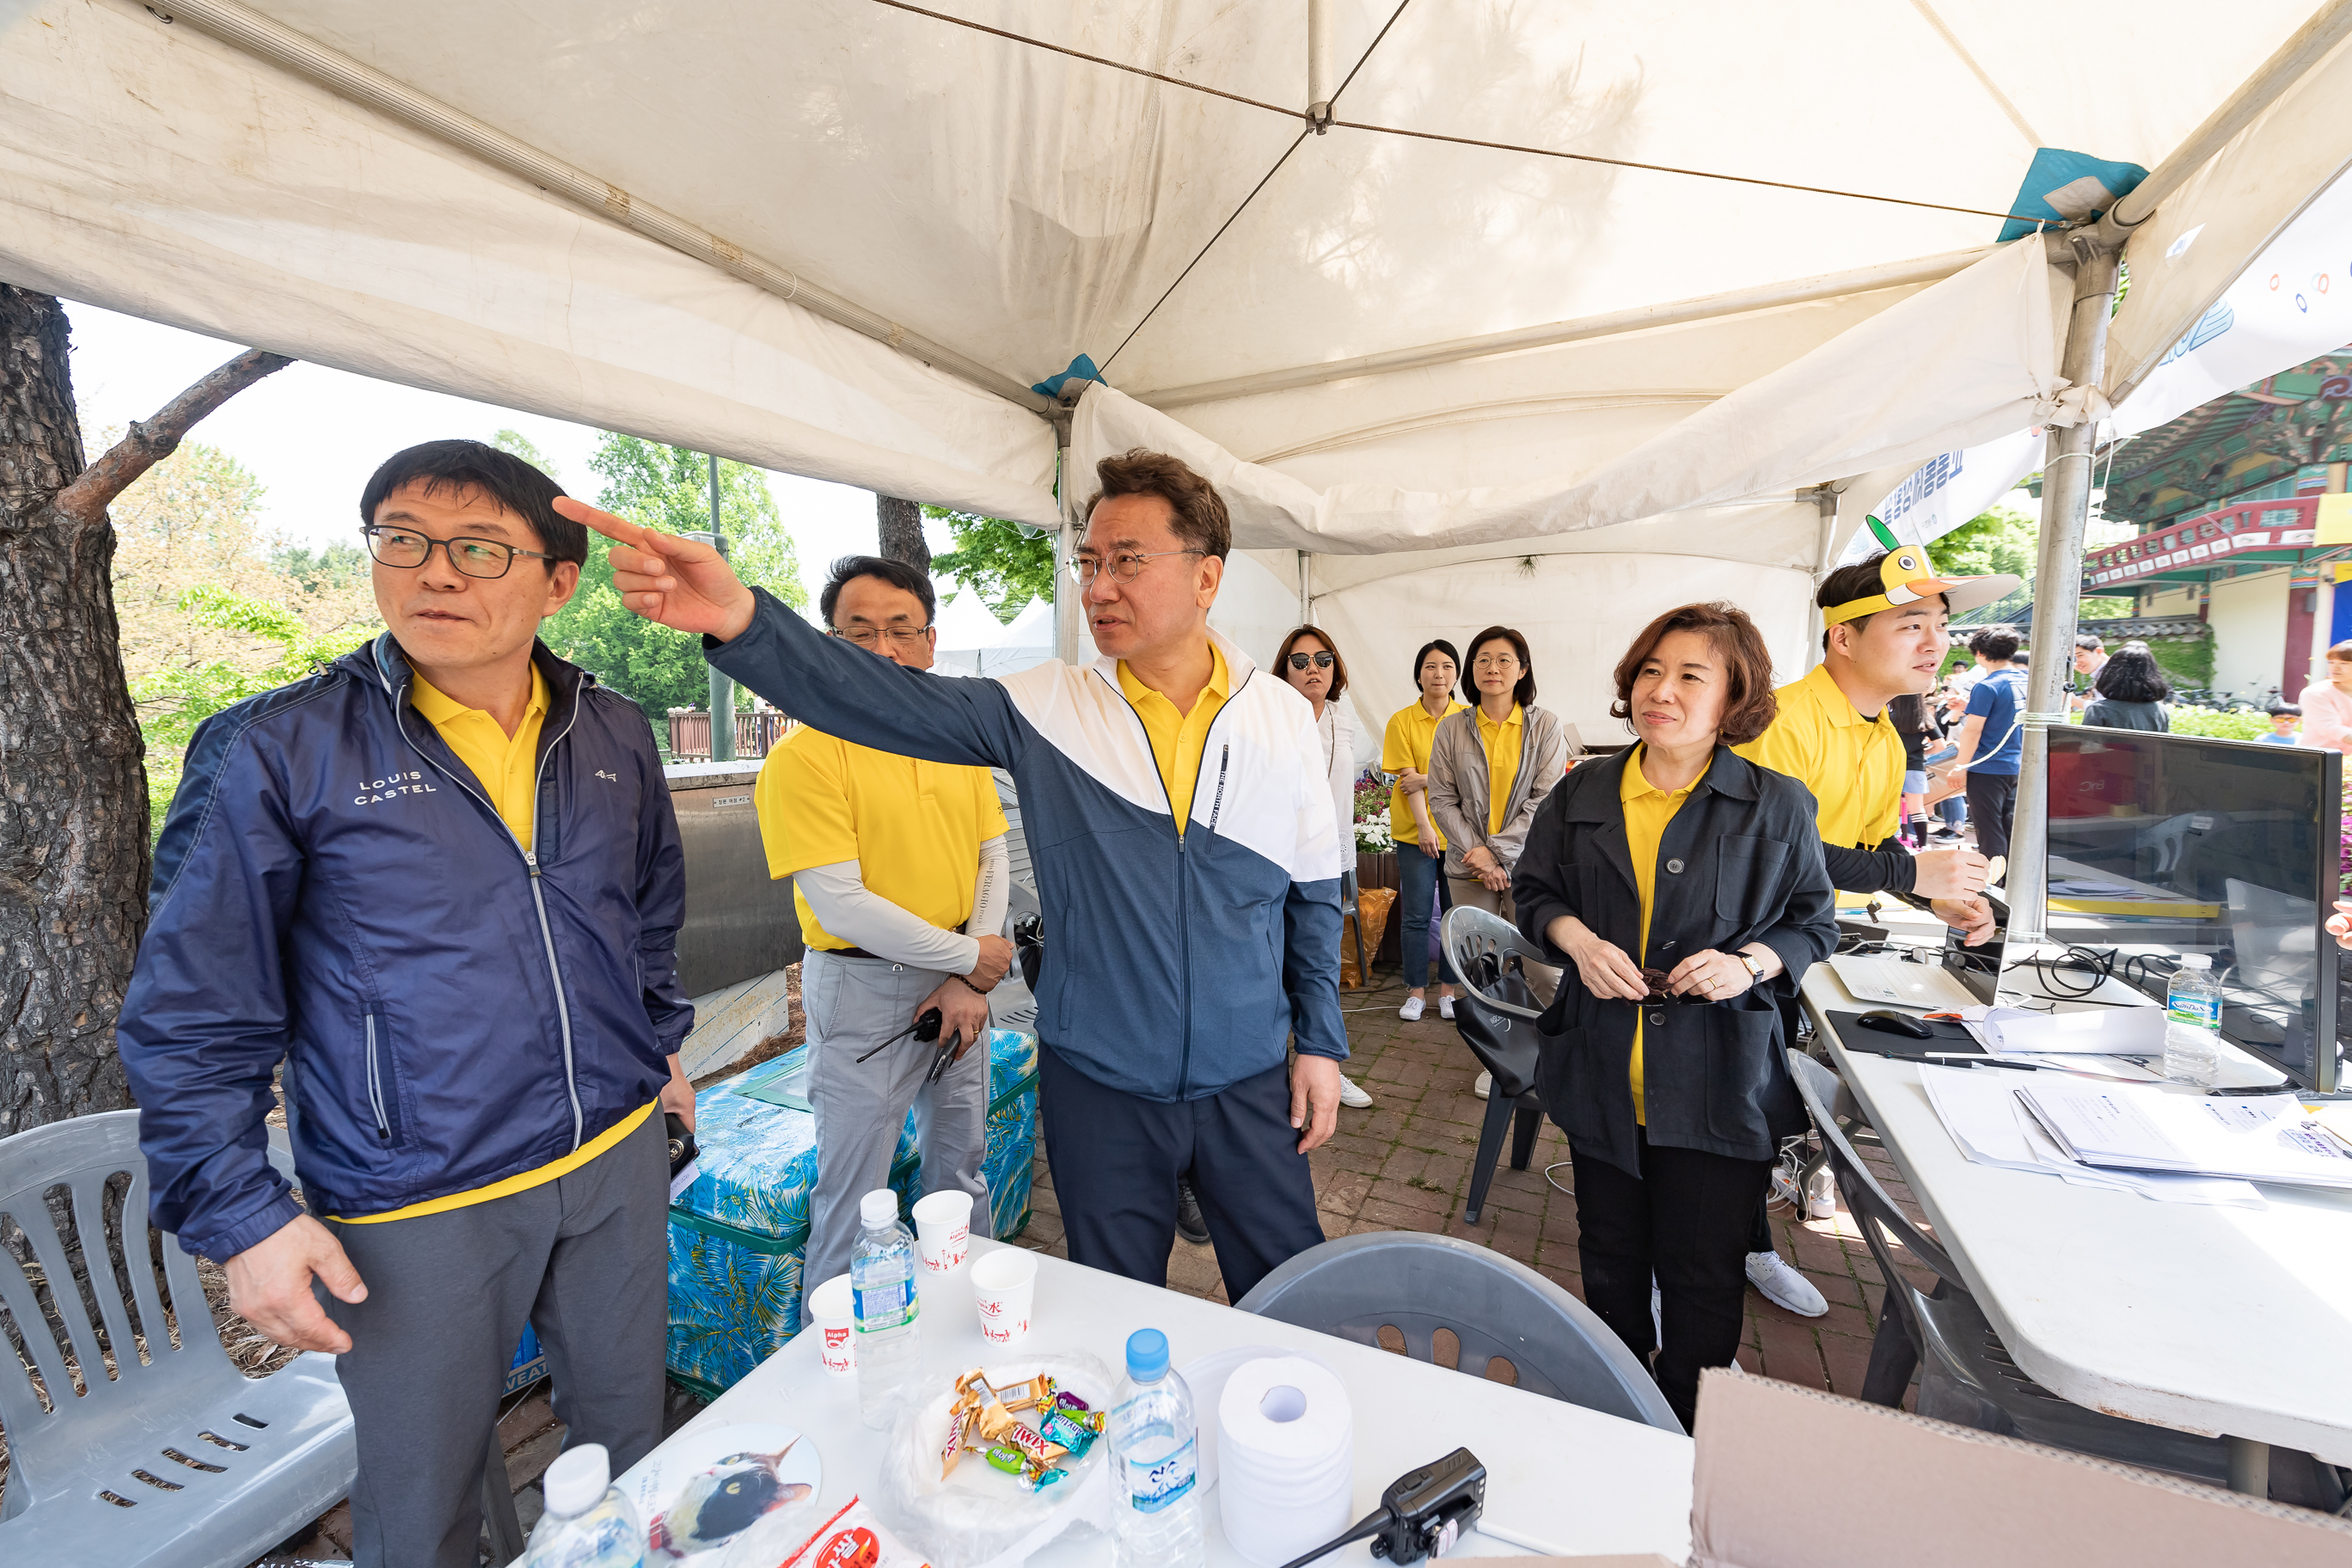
1441, 906, 1551, 1224
1786, 1050, 2229, 1484
1236, 1231, 1681, 1433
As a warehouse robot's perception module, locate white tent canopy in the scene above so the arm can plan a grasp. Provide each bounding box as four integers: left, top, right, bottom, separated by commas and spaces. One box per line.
8, 0, 2352, 732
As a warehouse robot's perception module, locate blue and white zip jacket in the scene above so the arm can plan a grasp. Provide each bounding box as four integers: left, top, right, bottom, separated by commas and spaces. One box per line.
118, 636, 692, 1261
709, 590, 1347, 1100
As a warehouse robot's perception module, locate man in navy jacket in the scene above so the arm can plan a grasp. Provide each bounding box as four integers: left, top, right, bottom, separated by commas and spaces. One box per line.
555, 450, 1346, 1300
119, 442, 694, 1566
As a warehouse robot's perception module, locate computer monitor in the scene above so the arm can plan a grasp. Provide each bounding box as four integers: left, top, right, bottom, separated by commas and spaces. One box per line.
2038, 727, 2342, 1092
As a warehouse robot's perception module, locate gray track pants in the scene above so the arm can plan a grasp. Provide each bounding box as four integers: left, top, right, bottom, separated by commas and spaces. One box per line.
803, 947, 989, 1289
322, 1107, 668, 1568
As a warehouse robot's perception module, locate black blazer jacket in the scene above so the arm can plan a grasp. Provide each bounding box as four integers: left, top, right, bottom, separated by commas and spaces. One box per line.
1512, 744, 1838, 1176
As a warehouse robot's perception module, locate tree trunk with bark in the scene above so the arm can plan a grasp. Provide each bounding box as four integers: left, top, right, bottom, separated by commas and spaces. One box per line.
0, 285, 288, 1136
876, 494, 930, 574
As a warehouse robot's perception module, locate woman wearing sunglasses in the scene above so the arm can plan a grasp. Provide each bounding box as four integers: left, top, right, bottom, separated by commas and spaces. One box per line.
1274, 624, 1375, 1112
1511, 602, 1835, 1432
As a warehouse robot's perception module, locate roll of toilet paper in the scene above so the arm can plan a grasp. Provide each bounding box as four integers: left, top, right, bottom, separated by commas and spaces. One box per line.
1217, 1356, 1354, 1567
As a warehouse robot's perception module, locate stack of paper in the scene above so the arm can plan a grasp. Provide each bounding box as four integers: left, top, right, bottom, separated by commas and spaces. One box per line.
1918, 1066, 2265, 1208
2016, 1080, 2352, 1190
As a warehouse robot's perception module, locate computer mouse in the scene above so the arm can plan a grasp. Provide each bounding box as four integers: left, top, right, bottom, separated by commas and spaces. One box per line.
1855, 1009, 1936, 1039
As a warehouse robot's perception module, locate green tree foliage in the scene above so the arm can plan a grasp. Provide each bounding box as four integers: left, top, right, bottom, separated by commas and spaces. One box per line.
133, 585, 377, 837
266, 540, 368, 594
492, 426, 559, 478
541, 432, 806, 719
926, 505, 1054, 622
1930, 504, 2037, 579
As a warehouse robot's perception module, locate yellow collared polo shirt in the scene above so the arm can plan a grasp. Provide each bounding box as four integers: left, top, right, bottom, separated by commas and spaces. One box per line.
1734, 662, 1904, 889
1118, 643, 1233, 833
756, 726, 1010, 950
1477, 704, 1525, 836
1381, 699, 1466, 848
1622, 747, 1704, 1125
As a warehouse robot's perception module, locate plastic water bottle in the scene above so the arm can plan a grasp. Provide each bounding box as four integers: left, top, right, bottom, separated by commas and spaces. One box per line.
2164, 953, 2223, 1087
1109, 1328, 1206, 1568
850, 1187, 922, 1430
519, 1443, 644, 1568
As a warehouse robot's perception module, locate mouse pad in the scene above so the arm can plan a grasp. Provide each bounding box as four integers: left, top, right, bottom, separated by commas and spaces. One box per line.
1823, 1008, 1983, 1061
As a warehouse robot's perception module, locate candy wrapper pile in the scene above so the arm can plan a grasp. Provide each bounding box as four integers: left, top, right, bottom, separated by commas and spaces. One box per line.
936, 1369, 1108, 1495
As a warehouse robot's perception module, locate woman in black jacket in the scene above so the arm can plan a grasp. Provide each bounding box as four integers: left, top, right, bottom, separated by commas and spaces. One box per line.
1513, 602, 1837, 1430
2082, 643, 2171, 732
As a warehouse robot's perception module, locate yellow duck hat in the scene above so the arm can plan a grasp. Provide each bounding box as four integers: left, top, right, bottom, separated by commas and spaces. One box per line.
1822, 518, 2023, 626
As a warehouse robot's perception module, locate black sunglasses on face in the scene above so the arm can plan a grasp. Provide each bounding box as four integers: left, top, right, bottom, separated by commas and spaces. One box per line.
1287, 652, 1336, 671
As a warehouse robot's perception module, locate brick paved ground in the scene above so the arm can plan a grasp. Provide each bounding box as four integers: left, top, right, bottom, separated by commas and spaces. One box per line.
1009, 965, 1935, 1411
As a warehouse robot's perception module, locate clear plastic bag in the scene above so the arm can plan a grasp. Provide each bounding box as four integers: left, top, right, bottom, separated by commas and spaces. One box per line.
870, 1351, 1114, 1568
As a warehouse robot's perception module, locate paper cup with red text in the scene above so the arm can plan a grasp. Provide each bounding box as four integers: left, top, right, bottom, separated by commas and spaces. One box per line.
807, 1273, 855, 1376
970, 1248, 1037, 1348
910, 1189, 975, 1276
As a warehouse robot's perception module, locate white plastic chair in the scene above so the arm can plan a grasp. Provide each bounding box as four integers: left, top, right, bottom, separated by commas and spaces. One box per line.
0, 1110, 355, 1563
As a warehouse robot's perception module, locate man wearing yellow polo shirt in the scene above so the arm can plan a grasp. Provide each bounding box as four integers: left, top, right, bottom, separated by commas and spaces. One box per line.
757, 555, 1013, 1289
120, 441, 695, 1565
1728, 541, 2011, 1321
562, 449, 1348, 1301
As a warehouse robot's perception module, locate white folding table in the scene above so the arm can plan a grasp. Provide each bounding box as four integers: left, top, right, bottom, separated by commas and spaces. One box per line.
627, 1238, 1694, 1564
1803, 959, 2352, 1491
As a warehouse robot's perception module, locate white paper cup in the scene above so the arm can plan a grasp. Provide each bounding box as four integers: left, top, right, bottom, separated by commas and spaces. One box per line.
911, 1189, 975, 1276
807, 1273, 855, 1376
971, 1248, 1037, 1347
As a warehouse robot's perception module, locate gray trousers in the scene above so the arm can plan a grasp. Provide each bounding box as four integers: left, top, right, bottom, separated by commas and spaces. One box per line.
323, 1108, 668, 1568
803, 947, 989, 1288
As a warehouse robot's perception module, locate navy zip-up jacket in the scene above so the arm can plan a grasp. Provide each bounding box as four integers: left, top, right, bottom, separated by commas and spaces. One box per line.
707, 589, 1347, 1100
118, 635, 693, 1261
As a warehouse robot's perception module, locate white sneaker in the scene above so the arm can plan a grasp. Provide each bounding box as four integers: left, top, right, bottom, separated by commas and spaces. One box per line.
1399, 995, 1425, 1021
1744, 1250, 1828, 1317
1338, 1074, 1374, 1109
1473, 1071, 1491, 1100
1438, 995, 1455, 1020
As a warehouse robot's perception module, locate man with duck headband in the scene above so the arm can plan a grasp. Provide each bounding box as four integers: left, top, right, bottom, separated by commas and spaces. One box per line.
1728, 524, 2018, 1317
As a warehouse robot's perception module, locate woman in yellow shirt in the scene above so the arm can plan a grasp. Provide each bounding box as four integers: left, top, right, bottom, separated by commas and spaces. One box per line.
1510, 602, 1837, 1432
1381, 640, 1465, 1022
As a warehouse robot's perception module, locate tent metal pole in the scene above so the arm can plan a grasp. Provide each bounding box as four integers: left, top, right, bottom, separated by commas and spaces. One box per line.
1306, 0, 1336, 131
707, 453, 735, 762
1135, 246, 1996, 409
2095, 0, 2352, 246
2004, 235, 2120, 952
1053, 433, 1085, 667
1297, 551, 1314, 622
148, 0, 1054, 419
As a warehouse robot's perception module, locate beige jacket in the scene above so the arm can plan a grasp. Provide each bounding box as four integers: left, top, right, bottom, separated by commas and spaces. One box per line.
1426, 703, 1578, 879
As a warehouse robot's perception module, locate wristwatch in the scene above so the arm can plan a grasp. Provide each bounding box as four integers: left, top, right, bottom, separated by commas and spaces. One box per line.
1736, 952, 1766, 985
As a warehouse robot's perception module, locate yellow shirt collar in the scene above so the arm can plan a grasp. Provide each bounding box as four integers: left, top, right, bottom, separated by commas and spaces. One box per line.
1620, 745, 1705, 803
1799, 661, 1871, 728
409, 663, 550, 730
1118, 641, 1229, 709
1476, 702, 1524, 731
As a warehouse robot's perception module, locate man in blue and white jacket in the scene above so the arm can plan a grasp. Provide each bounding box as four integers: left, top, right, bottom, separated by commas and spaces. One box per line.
559, 449, 1346, 1298
119, 441, 694, 1566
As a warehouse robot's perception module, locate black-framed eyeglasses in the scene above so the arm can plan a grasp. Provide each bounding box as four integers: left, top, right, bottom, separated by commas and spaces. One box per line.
1065, 548, 1203, 586
362, 524, 556, 580
1287, 652, 1336, 671
829, 625, 933, 651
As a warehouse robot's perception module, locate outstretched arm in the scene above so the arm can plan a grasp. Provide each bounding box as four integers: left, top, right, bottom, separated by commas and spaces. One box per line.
554, 497, 1030, 770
